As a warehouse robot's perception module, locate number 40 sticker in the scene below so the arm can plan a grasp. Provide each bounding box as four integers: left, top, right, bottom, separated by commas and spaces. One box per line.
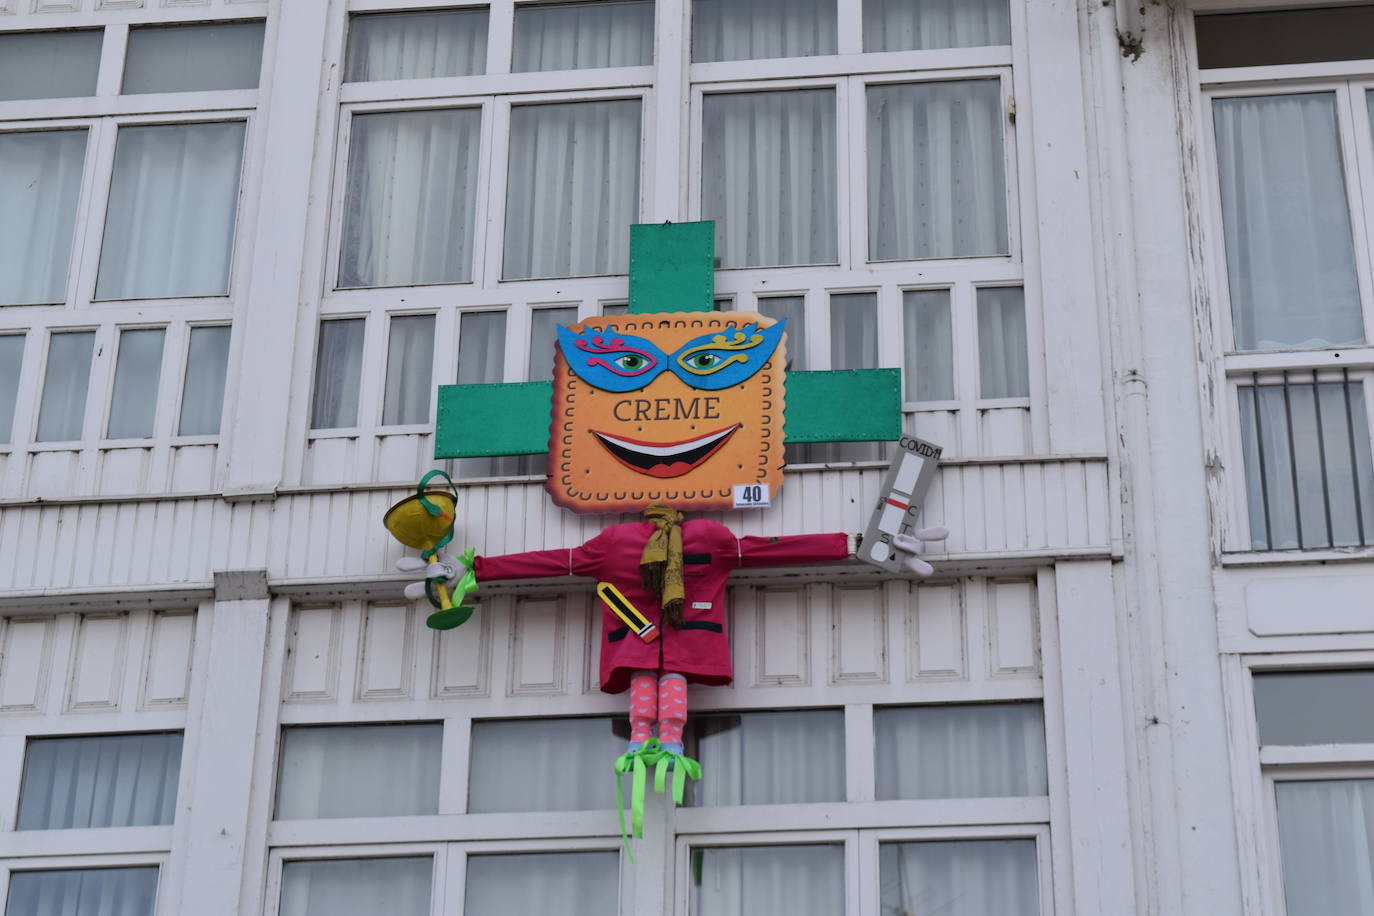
732, 483, 771, 509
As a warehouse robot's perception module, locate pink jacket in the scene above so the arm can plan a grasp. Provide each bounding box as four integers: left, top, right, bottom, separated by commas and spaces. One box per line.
474, 520, 849, 693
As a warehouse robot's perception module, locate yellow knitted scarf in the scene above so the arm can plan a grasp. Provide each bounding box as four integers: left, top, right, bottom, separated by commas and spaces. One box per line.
641, 504, 685, 627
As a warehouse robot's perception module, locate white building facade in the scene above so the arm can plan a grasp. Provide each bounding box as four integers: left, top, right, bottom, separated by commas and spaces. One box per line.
0, 0, 1369, 914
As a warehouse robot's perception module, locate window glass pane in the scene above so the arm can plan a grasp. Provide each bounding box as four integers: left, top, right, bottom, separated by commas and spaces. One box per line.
602, 302, 630, 316
904, 289, 954, 401
1198, 7, 1374, 69
756, 297, 806, 370
96, 122, 247, 300
1275, 779, 1374, 916
830, 292, 877, 369
686, 709, 843, 806
276, 723, 441, 819
0, 31, 101, 101
310, 319, 365, 430
382, 315, 435, 425
690, 845, 844, 916
0, 336, 22, 445
868, 80, 1007, 261
875, 703, 1048, 799
18, 733, 182, 829
466, 852, 618, 915
454, 312, 512, 477
346, 9, 488, 81
1237, 381, 1374, 550
977, 287, 1028, 399
179, 326, 231, 436
339, 109, 481, 289
1214, 94, 1364, 350
36, 331, 95, 443
879, 839, 1039, 916
0, 129, 87, 306
123, 22, 264, 94
504, 100, 641, 279
280, 857, 431, 916
529, 307, 578, 382
704, 90, 837, 269
692, 0, 836, 61
865, 0, 1011, 51
106, 328, 165, 439
514, 0, 654, 71
469, 717, 624, 813
5, 867, 158, 916
1254, 670, 1374, 745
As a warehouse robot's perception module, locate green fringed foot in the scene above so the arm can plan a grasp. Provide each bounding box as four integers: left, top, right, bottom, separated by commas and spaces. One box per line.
612, 740, 704, 865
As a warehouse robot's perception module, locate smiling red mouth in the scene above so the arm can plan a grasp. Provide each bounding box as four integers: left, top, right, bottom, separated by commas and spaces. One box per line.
591, 425, 740, 478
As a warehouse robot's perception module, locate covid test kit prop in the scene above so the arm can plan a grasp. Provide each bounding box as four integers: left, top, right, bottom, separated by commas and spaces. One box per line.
857, 435, 943, 573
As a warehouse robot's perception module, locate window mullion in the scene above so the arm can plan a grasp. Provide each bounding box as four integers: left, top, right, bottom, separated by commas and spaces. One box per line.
486, 0, 515, 77
96, 25, 128, 99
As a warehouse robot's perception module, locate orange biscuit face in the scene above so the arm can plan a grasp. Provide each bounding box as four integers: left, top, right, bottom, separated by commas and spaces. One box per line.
548, 312, 788, 513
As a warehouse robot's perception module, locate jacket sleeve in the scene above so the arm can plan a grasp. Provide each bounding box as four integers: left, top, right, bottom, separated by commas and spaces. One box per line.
472, 527, 613, 582
730, 532, 850, 568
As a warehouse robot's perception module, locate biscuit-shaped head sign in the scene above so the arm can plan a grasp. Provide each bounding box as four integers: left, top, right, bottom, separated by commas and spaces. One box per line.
549, 312, 788, 513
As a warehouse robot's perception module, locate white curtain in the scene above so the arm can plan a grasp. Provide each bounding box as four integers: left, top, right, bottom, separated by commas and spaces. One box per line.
5, 867, 159, 916
345, 9, 488, 82
17, 733, 182, 829
875, 703, 1047, 799
1214, 94, 1364, 351
690, 710, 844, 807
869, 80, 1007, 261
904, 289, 955, 401
504, 101, 641, 280
864, 0, 1011, 52
468, 717, 625, 813
275, 723, 441, 819
513, 0, 654, 72
310, 319, 365, 430
338, 109, 481, 289
122, 22, 264, 94
382, 315, 435, 426
178, 326, 231, 436
36, 331, 95, 443
690, 845, 845, 916
452, 311, 521, 479
879, 839, 1040, 916
466, 852, 619, 915
106, 328, 166, 439
692, 0, 836, 62
756, 297, 807, 369
1237, 381, 1374, 550
0, 335, 23, 444
830, 292, 878, 369
703, 90, 837, 269
96, 121, 246, 301
0, 30, 101, 101
1275, 780, 1374, 916
0, 129, 86, 305
977, 287, 1029, 399
279, 857, 431, 916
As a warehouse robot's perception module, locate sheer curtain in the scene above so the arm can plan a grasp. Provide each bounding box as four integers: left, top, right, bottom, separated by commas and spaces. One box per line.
107, 328, 166, 439
96, 121, 246, 300
279, 857, 431, 916
1214, 93, 1364, 351
310, 319, 365, 430
122, 22, 264, 94
977, 287, 1029, 399
0, 30, 101, 101
452, 311, 520, 478
703, 90, 837, 269
692, 0, 836, 61
275, 723, 441, 819
1275, 779, 1374, 916
504, 100, 641, 280
690, 845, 845, 916
338, 109, 481, 289
0, 335, 23, 444
904, 289, 955, 401
875, 703, 1047, 799
36, 331, 95, 443
345, 9, 488, 82
178, 326, 231, 436
468, 717, 625, 813
1237, 381, 1374, 549
688, 710, 844, 806
864, 0, 1011, 52
879, 839, 1039, 916
513, 0, 654, 72
0, 129, 86, 305
4, 867, 159, 916
869, 80, 1007, 261
382, 315, 435, 426
466, 852, 618, 915
820, 293, 883, 461
17, 733, 182, 829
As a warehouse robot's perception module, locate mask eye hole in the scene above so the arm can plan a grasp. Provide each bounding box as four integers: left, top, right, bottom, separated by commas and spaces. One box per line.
614, 354, 649, 372
687, 353, 719, 370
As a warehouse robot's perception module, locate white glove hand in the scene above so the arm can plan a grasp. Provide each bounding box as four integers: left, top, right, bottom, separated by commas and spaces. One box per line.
890, 526, 949, 577
396, 552, 469, 599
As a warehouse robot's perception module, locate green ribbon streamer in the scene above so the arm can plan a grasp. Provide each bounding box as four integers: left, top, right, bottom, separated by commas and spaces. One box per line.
611, 739, 702, 864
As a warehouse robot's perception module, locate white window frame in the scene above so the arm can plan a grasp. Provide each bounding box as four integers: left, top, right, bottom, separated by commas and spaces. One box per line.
0, 852, 170, 916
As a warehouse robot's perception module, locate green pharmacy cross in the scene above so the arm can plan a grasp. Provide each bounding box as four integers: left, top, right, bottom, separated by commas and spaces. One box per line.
434, 221, 901, 465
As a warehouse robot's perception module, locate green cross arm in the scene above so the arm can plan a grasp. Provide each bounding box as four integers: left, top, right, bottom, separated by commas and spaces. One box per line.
434, 222, 902, 460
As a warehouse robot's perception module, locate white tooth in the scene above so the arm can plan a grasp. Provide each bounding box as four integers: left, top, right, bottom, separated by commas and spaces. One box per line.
595, 426, 734, 458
